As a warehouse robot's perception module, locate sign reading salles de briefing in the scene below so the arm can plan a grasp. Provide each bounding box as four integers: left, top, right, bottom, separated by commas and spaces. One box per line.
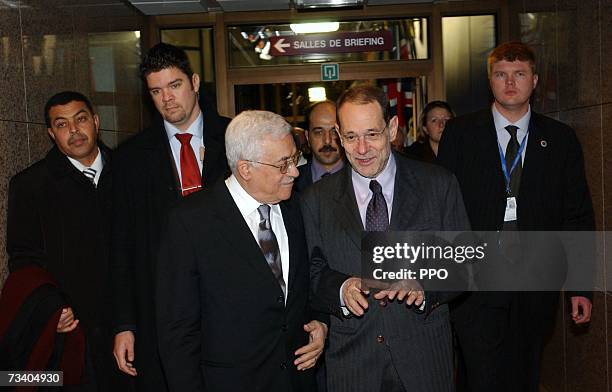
269, 31, 393, 56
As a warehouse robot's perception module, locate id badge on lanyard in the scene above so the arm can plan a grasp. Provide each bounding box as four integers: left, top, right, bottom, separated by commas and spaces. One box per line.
497, 131, 528, 222
504, 196, 517, 222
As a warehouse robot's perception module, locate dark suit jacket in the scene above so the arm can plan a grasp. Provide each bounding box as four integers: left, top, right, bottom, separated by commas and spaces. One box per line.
438, 109, 595, 295
437, 108, 595, 390
6, 145, 125, 389
156, 181, 318, 392
403, 140, 437, 164
300, 153, 470, 392
293, 162, 313, 193
111, 95, 230, 391
438, 109, 594, 232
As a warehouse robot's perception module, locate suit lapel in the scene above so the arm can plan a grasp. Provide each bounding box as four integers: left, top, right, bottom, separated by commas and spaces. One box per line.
304, 162, 313, 185
473, 110, 507, 201
389, 154, 420, 229
332, 166, 363, 250
520, 113, 548, 193
478, 111, 505, 174
211, 184, 285, 296
202, 130, 223, 184
46, 146, 95, 188
280, 200, 300, 302
201, 100, 228, 184
147, 120, 182, 198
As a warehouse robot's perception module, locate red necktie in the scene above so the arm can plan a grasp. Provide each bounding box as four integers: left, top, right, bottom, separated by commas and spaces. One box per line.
175, 133, 202, 196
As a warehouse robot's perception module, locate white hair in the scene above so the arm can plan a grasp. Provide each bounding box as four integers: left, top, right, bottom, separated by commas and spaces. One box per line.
225, 110, 293, 173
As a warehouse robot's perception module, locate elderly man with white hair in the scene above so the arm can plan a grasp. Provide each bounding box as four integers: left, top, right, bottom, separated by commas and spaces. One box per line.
156, 110, 328, 392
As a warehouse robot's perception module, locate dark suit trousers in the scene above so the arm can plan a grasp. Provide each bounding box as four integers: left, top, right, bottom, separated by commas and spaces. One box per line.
453, 291, 560, 392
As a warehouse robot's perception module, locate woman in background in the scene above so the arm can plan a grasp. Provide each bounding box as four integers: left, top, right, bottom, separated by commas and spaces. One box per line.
405, 100, 454, 163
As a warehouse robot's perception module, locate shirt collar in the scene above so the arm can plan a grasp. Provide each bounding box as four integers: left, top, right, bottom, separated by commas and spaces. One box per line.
311, 158, 344, 182
67, 147, 102, 172
164, 111, 204, 141
225, 174, 265, 219
492, 103, 531, 137
351, 152, 396, 202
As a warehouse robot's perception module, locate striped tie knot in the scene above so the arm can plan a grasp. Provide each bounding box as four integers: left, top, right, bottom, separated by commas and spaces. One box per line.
83, 168, 97, 183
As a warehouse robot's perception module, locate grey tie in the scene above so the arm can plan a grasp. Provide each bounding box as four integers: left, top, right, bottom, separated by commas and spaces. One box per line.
83, 168, 97, 184
504, 125, 522, 197
366, 180, 389, 231
257, 205, 286, 296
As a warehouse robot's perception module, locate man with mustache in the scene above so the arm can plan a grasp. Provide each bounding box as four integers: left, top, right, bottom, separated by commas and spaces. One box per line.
294, 100, 344, 192
111, 43, 230, 391
5, 91, 129, 390
157, 110, 327, 392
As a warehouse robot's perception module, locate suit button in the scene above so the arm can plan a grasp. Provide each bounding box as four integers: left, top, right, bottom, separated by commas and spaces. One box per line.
280, 362, 287, 370
277, 296, 284, 304
281, 324, 288, 332
379, 300, 387, 307
376, 335, 385, 343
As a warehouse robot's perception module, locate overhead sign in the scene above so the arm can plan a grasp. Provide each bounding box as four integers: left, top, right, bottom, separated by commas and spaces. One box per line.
269, 31, 393, 56
321, 63, 339, 81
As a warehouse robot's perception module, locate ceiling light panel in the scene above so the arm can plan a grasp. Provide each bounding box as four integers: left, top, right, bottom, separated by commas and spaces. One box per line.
216, 0, 291, 11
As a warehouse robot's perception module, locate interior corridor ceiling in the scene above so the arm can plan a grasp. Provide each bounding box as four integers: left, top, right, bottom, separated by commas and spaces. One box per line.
124, 0, 464, 15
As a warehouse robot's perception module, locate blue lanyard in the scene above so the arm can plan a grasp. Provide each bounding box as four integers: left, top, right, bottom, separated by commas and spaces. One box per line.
497, 131, 529, 195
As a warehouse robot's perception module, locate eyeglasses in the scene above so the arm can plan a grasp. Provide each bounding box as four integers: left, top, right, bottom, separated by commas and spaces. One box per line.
309, 127, 339, 140
247, 150, 302, 174
338, 124, 387, 145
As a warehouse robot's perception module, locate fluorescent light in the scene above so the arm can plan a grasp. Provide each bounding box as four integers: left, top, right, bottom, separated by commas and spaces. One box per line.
290, 22, 340, 34
308, 87, 327, 102
294, 0, 364, 9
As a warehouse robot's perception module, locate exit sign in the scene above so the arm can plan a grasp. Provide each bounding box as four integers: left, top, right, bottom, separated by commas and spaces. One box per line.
321, 63, 339, 81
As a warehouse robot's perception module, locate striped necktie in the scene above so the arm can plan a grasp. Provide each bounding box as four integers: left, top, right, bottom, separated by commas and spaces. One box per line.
257, 204, 286, 297
83, 168, 97, 184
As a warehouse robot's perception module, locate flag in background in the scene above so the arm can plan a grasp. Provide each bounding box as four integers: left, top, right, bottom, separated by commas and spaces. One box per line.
382, 78, 415, 131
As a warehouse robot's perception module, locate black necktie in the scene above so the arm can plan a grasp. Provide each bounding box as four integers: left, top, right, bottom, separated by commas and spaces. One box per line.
366, 180, 389, 231
504, 125, 522, 197
257, 205, 286, 297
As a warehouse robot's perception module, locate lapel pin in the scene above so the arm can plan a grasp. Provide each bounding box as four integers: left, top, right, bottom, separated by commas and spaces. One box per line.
540, 140, 547, 148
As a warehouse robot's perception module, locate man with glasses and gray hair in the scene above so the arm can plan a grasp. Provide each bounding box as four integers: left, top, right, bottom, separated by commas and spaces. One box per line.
156, 110, 328, 392
300, 85, 469, 392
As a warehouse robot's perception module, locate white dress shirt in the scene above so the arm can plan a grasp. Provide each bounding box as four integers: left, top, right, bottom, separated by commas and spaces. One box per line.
67, 147, 103, 186
164, 112, 204, 184
492, 103, 531, 164
225, 175, 290, 301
